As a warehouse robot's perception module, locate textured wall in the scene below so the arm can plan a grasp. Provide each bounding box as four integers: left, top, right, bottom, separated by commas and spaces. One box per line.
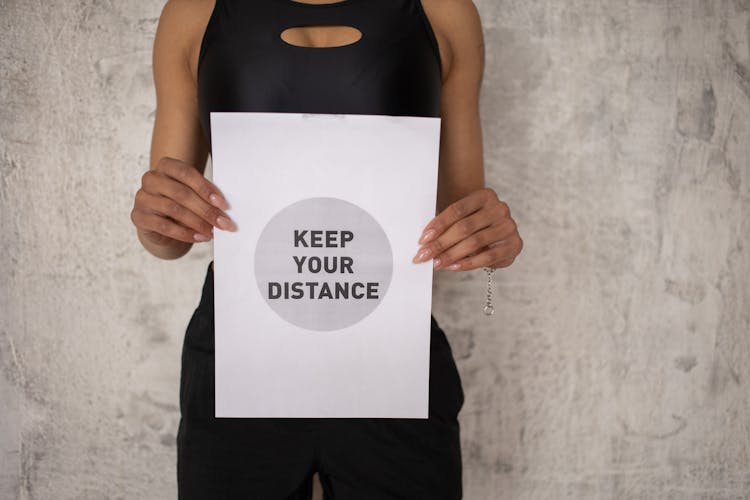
1, 0, 749, 499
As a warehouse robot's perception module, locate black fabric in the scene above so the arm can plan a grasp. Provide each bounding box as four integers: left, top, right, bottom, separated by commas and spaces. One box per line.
178, 262, 464, 499
197, 0, 443, 150
182, 0, 464, 497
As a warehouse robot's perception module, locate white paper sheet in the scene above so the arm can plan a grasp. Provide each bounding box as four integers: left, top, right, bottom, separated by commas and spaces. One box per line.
210, 112, 441, 418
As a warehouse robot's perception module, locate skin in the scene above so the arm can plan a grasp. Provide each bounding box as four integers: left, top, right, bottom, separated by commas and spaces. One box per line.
131, 0, 523, 272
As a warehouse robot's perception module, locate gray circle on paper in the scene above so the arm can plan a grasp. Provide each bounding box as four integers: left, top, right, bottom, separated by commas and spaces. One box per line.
254, 197, 393, 331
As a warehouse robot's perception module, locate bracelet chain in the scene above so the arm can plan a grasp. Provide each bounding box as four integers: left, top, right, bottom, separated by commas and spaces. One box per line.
483, 266, 495, 316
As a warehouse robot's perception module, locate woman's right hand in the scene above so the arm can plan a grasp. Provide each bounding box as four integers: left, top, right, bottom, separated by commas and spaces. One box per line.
131, 156, 237, 248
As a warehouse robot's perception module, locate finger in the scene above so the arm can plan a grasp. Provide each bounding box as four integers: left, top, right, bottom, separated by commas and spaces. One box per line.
153, 156, 230, 210
446, 237, 522, 271
431, 223, 507, 270
412, 202, 508, 264
137, 190, 215, 238
417, 188, 497, 245
132, 210, 206, 243
143, 172, 237, 231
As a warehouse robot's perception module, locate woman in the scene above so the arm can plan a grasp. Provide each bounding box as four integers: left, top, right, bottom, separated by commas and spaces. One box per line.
131, 0, 523, 498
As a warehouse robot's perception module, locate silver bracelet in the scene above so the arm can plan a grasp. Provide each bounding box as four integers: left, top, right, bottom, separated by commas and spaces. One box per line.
482, 266, 495, 316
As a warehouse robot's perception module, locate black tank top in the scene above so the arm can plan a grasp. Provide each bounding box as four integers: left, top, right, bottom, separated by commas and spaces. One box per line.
197, 0, 442, 150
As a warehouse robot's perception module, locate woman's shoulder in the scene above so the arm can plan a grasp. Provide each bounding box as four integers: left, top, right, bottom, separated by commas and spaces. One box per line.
420, 0, 483, 79
155, 0, 216, 82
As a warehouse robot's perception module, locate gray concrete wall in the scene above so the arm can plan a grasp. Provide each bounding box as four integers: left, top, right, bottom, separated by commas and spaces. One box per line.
1, 0, 748, 499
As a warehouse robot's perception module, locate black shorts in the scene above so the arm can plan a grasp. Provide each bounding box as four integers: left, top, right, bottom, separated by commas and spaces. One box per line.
177, 261, 465, 500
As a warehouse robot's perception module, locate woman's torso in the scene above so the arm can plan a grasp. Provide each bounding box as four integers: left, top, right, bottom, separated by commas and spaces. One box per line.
196, 0, 445, 151
193, 0, 446, 273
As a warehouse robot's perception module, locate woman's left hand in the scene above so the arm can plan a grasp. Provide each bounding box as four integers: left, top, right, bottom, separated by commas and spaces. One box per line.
412, 187, 523, 271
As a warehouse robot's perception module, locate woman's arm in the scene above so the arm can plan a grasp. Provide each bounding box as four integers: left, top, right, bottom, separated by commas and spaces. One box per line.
427, 0, 486, 212
415, 0, 523, 271
132, 0, 234, 260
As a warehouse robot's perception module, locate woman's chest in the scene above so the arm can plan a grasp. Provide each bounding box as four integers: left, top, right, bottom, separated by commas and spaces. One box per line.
192, 0, 445, 147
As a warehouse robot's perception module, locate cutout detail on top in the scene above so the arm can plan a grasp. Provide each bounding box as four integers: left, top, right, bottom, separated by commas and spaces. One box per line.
280, 25, 363, 48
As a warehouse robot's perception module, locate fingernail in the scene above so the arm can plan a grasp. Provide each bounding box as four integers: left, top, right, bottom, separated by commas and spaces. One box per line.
194, 233, 211, 242
447, 263, 461, 271
412, 247, 431, 263
210, 193, 230, 210
418, 229, 436, 245
433, 258, 441, 269
216, 215, 236, 231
